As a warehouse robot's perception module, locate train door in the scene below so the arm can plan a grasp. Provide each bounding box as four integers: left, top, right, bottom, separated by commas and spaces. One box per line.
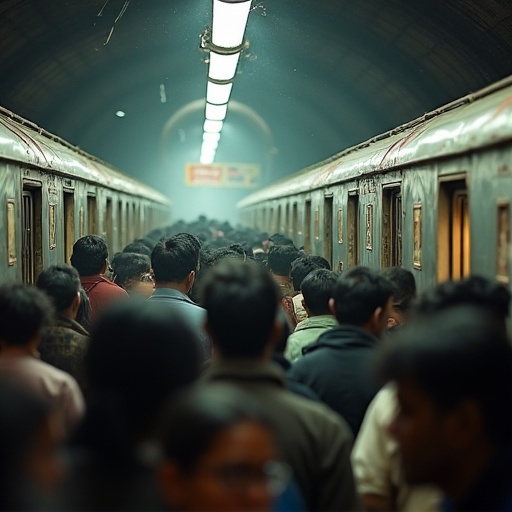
63, 190, 75, 264
21, 186, 42, 284
438, 177, 470, 281
87, 195, 97, 235
347, 192, 359, 267
118, 200, 124, 250
105, 197, 113, 253
323, 196, 333, 268
292, 202, 299, 246
382, 186, 403, 267
304, 201, 312, 253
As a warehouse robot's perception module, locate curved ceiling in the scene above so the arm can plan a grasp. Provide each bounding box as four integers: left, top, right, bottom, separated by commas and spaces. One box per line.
2, 0, 512, 191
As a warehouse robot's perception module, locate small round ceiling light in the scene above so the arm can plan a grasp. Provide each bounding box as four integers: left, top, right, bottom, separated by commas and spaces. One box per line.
116, 111, 126, 118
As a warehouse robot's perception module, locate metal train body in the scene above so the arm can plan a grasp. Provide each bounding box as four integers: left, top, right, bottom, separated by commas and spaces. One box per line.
238, 76, 512, 293
0, 107, 171, 284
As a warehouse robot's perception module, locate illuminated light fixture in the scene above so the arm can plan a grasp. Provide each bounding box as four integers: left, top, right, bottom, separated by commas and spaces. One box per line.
116, 110, 126, 117
212, 0, 252, 48
208, 52, 240, 82
203, 132, 221, 143
203, 120, 224, 133
202, 140, 219, 151
200, 153, 215, 164
205, 102, 228, 121
206, 81, 233, 105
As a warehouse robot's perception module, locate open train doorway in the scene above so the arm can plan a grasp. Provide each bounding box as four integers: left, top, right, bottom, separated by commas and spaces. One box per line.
22, 186, 43, 284
437, 177, 470, 281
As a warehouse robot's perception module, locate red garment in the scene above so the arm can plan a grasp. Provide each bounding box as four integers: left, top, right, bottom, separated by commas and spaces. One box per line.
80, 275, 128, 322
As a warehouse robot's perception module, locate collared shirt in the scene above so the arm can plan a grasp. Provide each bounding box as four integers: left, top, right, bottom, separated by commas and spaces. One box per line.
148, 287, 211, 359
80, 275, 128, 322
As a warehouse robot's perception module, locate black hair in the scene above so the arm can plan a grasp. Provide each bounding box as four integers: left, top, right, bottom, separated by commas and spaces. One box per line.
160, 384, 270, 472
151, 233, 201, 283
309, 255, 331, 270
122, 243, 152, 257
111, 252, 151, 289
0, 284, 54, 346
36, 264, 81, 312
267, 245, 301, 277
381, 267, 417, 312
268, 234, 295, 246
83, 299, 201, 454
332, 266, 394, 325
412, 275, 511, 323
290, 257, 323, 291
200, 259, 281, 358
377, 306, 512, 446
301, 269, 338, 316
70, 235, 108, 276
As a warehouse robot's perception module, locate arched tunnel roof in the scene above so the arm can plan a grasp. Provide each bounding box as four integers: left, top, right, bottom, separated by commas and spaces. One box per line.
1, 0, 512, 188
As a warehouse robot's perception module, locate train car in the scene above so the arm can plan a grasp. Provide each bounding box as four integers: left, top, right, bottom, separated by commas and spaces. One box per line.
0, 107, 171, 284
238, 76, 512, 293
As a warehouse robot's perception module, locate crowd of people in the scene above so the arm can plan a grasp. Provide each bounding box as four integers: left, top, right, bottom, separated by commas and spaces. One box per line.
1, 215, 511, 512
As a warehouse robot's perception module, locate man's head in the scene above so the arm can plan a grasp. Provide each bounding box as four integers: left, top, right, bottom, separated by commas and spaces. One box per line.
267, 245, 300, 278
377, 306, 512, 490
70, 235, 108, 277
0, 284, 54, 348
290, 256, 322, 291
151, 233, 201, 288
330, 266, 394, 336
201, 259, 281, 359
381, 267, 417, 327
36, 264, 81, 317
301, 269, 338, 317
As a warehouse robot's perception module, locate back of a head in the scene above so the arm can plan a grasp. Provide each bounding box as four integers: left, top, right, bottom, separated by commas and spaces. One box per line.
160, 384, 270, 471
377, 306, 512, 446
301, 269, 338, 316
381, 267, 416, 308
200, 259, 281, 358
290, 256, 322, 291
85, 300, 201, 447
413, 275, 511, 326
309, 255, 331, 270
36, 264, 81, 312
267, 245, 301, 276
111, 252, 151, 289
0, 284, 54, 347
122, 243, 151, 257
332, 266, 394, 325
151, 233, 200, 283
70, 235, 108, 277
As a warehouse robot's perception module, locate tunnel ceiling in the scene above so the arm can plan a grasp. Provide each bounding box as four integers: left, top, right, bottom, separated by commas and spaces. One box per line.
2, 0, 512, 189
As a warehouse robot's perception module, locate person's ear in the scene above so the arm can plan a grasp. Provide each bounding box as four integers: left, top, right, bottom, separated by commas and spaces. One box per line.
328, 298, 336, 316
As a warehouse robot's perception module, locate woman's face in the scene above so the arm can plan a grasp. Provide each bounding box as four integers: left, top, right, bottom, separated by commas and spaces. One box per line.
160, 421, 278, 512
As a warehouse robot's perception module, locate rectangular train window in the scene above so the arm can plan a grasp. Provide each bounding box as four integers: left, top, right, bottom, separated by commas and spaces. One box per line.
64, 192, 75, 264
413, 203, 422, 269
304, 201, 311, 253
323, 196, 333, 267
292, 203, 300, 236
22, 187, 43, 284
314, 208, 320, 241
382, 186, 402, 267
7, 199, 16, 266
49, 204, 56, 250
118, 200, 124, 251
438, 178, 470, 281
347, 193, 359, 267
366, 204, 374, 251
79, 207, 85, 238
337, 208, 343, 244
106, 198, 113, 253
496, 200, 509, 284
87, 195, 97, 235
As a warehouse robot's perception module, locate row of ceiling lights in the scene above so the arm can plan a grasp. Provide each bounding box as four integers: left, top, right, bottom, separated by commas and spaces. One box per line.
199, 0, 252, 164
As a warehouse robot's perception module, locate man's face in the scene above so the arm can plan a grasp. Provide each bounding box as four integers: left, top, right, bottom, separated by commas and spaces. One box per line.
389, 379, 456, 486
387, 299, 407, 329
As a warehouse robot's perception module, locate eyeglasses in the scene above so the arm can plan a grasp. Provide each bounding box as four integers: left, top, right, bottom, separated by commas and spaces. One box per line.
197, 460, 291, 495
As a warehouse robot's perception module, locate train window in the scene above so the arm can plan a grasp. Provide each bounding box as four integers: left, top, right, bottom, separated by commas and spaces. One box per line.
106, 198, 113, 254
337, 208, 343, 244
276, 205, 282, 234
382, 186, 402, 267
49, 204, 56, 250
347, 193, 359, 267
7, 199, 16, 266
285, 202, 291, 236
438, 178, 470, 281
323, 196, 333, 267
314, 209, 320, 241
304, 201, 312, 253
292, 203, 299, 237
365, 204, 374, 251
118, 200, 124, 251
87, 195, 97, 235
132, 203, 137, 239
22, 188, 43, 284
63, 192, 74, 264
497, 201, 510, 284
79, 207, 85, 238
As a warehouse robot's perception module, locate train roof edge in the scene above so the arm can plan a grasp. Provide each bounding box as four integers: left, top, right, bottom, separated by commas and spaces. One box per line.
0, 106, 170, 206
238, 74, 512, 208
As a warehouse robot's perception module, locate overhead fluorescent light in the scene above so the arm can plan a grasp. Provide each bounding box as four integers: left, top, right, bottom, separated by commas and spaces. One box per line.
212, 0, 252, 49
203, 132, 221, 143
205, 102, 228, 121
208, 52, 240, 82
206, 81, 233, 105
203, 120, 224, 133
